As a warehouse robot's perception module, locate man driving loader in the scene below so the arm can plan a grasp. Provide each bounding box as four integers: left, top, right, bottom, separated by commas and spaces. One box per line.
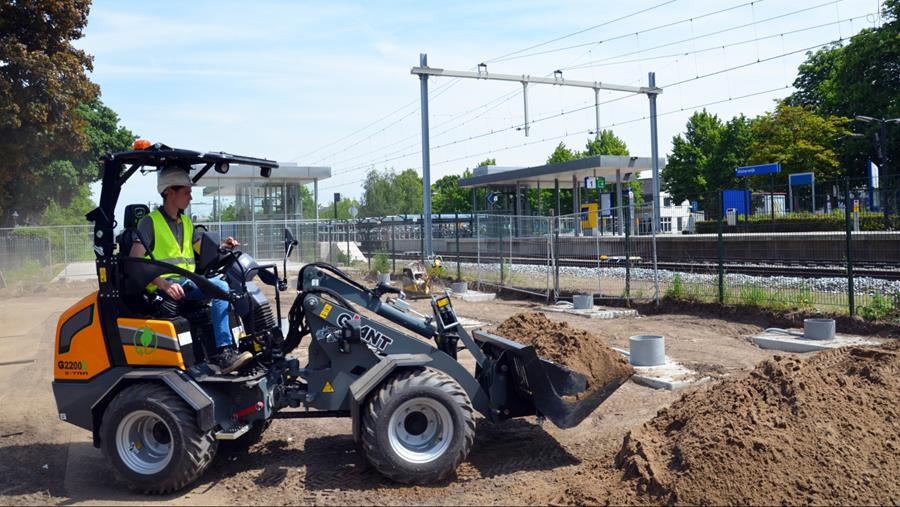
129, 166, 252, 374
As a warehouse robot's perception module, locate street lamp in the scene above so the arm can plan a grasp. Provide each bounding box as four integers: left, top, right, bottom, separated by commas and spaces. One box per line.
854, 115, 899, 228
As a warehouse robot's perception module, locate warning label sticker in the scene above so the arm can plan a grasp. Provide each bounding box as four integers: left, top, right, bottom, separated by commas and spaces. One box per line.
319, 303, 332, 319
322, 381, 334, 393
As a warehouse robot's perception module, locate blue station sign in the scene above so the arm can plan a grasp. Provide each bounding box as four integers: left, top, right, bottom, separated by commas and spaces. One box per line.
735, 163, 781, 177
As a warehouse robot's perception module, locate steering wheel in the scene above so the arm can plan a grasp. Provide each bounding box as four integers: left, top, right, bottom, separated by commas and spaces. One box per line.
202, 245, 242, 278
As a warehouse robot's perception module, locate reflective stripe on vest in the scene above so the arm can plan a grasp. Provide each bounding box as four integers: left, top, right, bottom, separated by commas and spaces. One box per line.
145, 210, 195, 292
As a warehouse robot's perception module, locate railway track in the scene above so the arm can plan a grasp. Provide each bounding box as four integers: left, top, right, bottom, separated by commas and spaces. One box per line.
380, 251, 900, 281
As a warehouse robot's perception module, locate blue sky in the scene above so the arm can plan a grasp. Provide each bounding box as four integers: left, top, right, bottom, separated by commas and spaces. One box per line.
81, 0, 885, 213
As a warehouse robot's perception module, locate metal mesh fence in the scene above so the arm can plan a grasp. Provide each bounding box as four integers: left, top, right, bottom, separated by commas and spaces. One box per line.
3, 198, 898, 319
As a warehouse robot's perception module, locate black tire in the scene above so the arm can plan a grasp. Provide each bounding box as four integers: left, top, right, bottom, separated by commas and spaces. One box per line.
361, 367, 475, 484
100, 383, 218, 494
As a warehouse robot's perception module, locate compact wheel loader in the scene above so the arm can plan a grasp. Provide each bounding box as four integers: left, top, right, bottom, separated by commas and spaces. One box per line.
52, 144, 631, 493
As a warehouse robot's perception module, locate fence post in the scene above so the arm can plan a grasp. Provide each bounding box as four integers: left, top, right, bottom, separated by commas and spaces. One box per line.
455, 212, 461, 282
844, 178, 855, 316
329, 221, 334, 265
367, 223, 372, 273
63, 226, 69, 279
48, 228, 53, 272
624, 204, 631, 306
499, 215, 505, 286
391, 222, 396, 274
553, 210, 560, 302
476, 213, 482, 290
346, 220, 351, 267
718, 190, 725, 305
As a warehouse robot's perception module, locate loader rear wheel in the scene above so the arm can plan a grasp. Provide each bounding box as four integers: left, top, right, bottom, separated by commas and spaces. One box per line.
100, 383, 217, 494
362, 367, 475, 484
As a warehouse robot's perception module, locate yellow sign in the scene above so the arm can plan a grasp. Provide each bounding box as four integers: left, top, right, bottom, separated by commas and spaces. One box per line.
322, 381, 334, 393
98, 267, 107, 283
853, 200, 860, 213
580, 203, 598, 229
436, 297, 450, 308
319, 304, 332, 319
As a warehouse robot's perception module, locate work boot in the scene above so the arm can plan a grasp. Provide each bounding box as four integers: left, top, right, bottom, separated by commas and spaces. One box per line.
213, 346, 253, 374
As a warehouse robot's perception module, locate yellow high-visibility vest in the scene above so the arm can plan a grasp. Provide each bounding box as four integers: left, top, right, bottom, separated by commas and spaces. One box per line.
145, 210, 195, 292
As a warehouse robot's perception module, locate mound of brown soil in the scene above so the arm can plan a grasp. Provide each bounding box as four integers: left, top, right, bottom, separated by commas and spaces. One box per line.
494, 312, 633, 392
616, 345, 900, 505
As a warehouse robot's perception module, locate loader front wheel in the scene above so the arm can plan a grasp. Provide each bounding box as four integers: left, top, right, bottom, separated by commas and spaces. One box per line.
100, 383, 217, 494
362, 367, 475, 484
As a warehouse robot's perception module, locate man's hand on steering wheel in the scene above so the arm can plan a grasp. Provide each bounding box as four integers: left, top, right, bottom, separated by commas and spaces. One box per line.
159, 278, 186, 300
222, 236, 240, 249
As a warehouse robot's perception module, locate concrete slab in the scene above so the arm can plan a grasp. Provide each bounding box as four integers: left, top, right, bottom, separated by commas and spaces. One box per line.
613, 348, 711, 390
631, 361, 712, 390
450, 290, 495, 303
750, 329, 882, 353
538, 302, 638, 320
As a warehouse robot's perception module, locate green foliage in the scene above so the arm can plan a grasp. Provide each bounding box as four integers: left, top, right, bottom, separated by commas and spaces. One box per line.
662, 110, 723, 208
373, 251, 391, 274
749, 103, 851, 183
546, 142, 578, 164
858, 294, 896, 321
786, 2, 899, 177
695, 211, 900, 233
360, 168, 422, 217
665, 274, 686, 299
319, 198, 362, 221
583, 130, 629, 157
739, 285, 768, 306
40, 186, 95, 225
0, 1, 102, 222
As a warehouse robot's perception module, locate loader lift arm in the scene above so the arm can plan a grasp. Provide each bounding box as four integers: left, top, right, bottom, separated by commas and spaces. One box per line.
294, 263, 630, 429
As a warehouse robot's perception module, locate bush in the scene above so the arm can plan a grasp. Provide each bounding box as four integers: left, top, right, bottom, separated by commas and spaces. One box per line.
695, 211, 900, 233
858, 294, 896, 322
373, 251, 391, 274
665, 274, 686, 299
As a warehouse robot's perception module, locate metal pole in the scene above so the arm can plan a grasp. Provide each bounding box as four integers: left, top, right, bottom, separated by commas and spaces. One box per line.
624, 203, 631, 306
522, 82, 530, 137
554, 179, 560, 220
391, 222, 396, 274
63, 226, 68, 278
572, 174, 579, 236
845, 178, 855, 315
648, 72, 661, 234
717, 191, 725, 304
594, 88, 601, 141
418, 53, 434, 257
346, 220, 351, 267
455, 212, 461, 281
616, 169, 624, 235
553, 209, 560, 302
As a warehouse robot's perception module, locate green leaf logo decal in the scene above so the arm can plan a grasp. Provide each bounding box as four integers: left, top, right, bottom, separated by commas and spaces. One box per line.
133, 327, 158, 356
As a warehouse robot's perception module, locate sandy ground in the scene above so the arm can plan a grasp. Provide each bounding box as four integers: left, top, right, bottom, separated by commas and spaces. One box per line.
0, 277, 839, 506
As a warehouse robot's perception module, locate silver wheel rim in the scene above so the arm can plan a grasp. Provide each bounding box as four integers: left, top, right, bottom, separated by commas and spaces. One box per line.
115, 410, 174, 475
387, 397, 453, 464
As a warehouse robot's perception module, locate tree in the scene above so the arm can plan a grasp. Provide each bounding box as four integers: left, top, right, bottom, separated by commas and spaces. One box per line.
392, 169, 423, 215
319, 198, 362, 221
583, 130, 629, 157
546, 142, 577, 164
662, 110, 724, 207
297, 184, 315, 219
0, 0, 100, 222
787, 1, 899, 176
704, 115, 754, 205
749, 103, 851, 184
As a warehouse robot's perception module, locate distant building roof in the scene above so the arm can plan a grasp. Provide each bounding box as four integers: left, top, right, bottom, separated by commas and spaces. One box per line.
458, 155, 665, 188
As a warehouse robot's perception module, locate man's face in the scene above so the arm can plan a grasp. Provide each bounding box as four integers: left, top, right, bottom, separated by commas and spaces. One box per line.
166, 185, 193, 210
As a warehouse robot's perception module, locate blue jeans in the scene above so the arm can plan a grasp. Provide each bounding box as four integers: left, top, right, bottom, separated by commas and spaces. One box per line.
162, 277, 233, 350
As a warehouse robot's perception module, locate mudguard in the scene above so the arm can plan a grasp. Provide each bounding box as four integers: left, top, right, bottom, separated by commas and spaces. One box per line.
348, 354, 433, 443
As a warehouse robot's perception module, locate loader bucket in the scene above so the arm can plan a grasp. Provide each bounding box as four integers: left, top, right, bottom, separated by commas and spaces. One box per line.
472, 330, 631, 429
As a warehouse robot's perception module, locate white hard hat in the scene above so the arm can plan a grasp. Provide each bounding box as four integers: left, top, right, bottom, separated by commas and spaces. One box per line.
157, 167, 194, 194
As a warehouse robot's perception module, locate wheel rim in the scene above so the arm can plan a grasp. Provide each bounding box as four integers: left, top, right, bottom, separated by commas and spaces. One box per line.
115, 410, 174, 475
387, 397, 453, 464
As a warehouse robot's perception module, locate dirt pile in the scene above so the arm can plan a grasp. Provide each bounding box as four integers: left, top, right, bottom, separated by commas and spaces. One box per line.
616, 344, 900, 505
494, 312, 633, 391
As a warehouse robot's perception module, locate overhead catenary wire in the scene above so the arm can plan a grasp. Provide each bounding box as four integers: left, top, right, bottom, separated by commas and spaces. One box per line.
316, 2, 858, 176
321, 32, 851, 185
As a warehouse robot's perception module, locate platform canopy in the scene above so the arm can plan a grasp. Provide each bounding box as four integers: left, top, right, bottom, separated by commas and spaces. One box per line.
201, 163, 330, 196
457, 155, 664, 188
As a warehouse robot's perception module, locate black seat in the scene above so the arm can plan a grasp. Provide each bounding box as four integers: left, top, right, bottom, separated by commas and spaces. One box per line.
116, 204, 151, 256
